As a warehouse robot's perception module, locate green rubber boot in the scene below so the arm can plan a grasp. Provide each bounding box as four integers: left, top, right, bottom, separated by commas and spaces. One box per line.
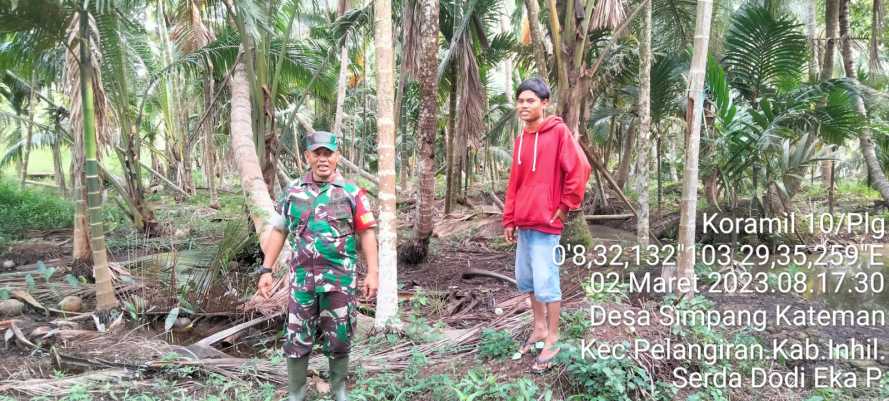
329, 356, 349, 401
287, 356, 309, 401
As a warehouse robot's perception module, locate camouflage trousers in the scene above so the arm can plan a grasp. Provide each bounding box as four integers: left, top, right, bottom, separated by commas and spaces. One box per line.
284, 289, 356, 359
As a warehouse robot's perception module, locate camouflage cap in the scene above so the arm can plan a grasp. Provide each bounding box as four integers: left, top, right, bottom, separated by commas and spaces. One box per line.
306, 131, 338, 152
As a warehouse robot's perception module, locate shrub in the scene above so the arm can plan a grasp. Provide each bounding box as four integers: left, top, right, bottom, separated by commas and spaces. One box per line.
557, 342, 674, 401
453, 369, 540, 401
0, 178, 73, 249
477, 328, 517, 360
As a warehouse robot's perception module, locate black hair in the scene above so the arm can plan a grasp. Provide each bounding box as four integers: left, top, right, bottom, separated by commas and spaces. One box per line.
515, 77, 550, 100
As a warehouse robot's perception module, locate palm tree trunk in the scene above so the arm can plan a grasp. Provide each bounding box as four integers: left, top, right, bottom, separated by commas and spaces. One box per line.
79, 8, 118, 313
51, 115, 67, 193
615, 124, 636, 190
203, 78, 219, 209
373, 0, 401, 328
670, 0, 713, 298
454, 98, 467, 205
522, 0, 549, 78
544, 0, 568, 100
404, 0, 439, 264
502, 15, 514, 100
20, 72, 37, 189
111, 28, 154, 233
230, 57, 279, 236
72, 97, 91, 261
656, 133, 662, 215
805, 0, 819, 82
823, 0, 839, 79
332, 0, 350, 134
838, 0, 854, 77
869, 0, 884, 79
445, 75, 457, 214
636, 0, 651, 247
839, 0, 889, 203
817, 3, 839, 202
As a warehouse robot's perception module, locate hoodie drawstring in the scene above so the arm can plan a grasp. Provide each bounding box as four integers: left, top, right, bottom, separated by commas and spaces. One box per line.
517, 132, 524, 165
516, 130, 539, 172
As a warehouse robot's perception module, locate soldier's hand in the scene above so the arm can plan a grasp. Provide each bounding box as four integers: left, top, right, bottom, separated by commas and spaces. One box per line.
362, 274, 378, 300
504, 226, 516, 244
258, 273, 274, 299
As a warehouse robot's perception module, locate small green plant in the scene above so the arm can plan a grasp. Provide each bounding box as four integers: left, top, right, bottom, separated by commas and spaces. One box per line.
452, 369, 539, 401
687, 387, 729, 401
35, 261, 55, 282
694, 263, 718, 285
409, 287, 447, 317
350, 372, 405, 401
582, 276, 629, 304
561, 310, 592, 340
803, 387, 837, 401
404, 314, 443, 343
879, 373, 889, 400
557, 342, 672, 401
60, 384, 92, 401
477, 328, 517, 360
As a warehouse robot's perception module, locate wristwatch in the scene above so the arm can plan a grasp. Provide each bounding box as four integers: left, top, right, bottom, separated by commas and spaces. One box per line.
255, 266, 273, 276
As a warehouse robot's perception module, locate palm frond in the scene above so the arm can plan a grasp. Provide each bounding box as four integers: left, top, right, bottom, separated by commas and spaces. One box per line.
0, 129, 62, 169
171, 0, 216, 55
331, 2, 373, 48
456, 33, 486, 149
591, 0, 626, 31
652, 0, 694, 50
400, 0, 423, 78
722, 5, 806, 102
436, 0, 482, 81
650, 54, 684, 122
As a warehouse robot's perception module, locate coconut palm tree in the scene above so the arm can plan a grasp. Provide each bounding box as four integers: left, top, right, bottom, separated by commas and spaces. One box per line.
1, 0, 122, 313
373, 0, 400, 329
402, 0, 440, 264
837, 0, 889, 203
672, 0, 713, 298
2, 1, 158, 234
636, 0, 652, 246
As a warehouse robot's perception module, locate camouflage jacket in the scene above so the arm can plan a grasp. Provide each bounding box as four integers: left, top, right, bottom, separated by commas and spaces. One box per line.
274, 172, 376, 293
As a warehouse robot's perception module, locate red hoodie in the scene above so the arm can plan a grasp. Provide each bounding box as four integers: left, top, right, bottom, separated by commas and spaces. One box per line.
503, 116, 591, 234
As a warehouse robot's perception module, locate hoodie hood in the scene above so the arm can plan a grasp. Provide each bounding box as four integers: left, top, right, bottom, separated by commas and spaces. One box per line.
517, 115, 563, 172
522, 115, 563, 135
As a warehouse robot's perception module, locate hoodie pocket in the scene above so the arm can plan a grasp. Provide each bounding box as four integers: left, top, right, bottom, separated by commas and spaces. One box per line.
514, 182, 553, 226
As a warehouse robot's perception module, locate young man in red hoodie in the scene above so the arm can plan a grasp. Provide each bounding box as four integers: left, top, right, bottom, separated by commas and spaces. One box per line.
503, 78, 591, 372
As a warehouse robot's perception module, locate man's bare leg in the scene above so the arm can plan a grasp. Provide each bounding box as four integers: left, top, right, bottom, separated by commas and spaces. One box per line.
521, 293, 548, 352
539, 301, 561, 361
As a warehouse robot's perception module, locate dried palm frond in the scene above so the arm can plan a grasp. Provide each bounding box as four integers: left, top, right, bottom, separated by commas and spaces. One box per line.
591, 0, 626, 31
400, 0, 424, 79
456, 35, 486, 149
171, 0, 216, 55
64, 11, 112, 152
0, 369, 136, 397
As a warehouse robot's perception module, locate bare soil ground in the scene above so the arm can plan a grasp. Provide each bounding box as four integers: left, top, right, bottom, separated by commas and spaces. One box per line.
2, 186, 887, 400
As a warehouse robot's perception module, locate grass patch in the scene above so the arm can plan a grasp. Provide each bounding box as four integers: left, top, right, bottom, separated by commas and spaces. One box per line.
0, 176, 73, 249
835, 180, 880, 201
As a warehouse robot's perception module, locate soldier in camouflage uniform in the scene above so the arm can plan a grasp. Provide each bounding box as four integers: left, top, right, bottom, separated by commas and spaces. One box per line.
257, 131, 379, 401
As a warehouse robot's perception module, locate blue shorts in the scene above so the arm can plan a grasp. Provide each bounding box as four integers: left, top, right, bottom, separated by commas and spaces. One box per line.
515, 229, 562, 303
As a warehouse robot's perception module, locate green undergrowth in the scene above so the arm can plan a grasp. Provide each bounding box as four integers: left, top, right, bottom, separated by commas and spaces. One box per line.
0, 176, 73, 250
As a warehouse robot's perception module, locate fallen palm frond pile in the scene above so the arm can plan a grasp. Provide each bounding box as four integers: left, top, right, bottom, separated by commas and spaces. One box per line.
0, 262, 141, 315
0, 369, 138, 397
